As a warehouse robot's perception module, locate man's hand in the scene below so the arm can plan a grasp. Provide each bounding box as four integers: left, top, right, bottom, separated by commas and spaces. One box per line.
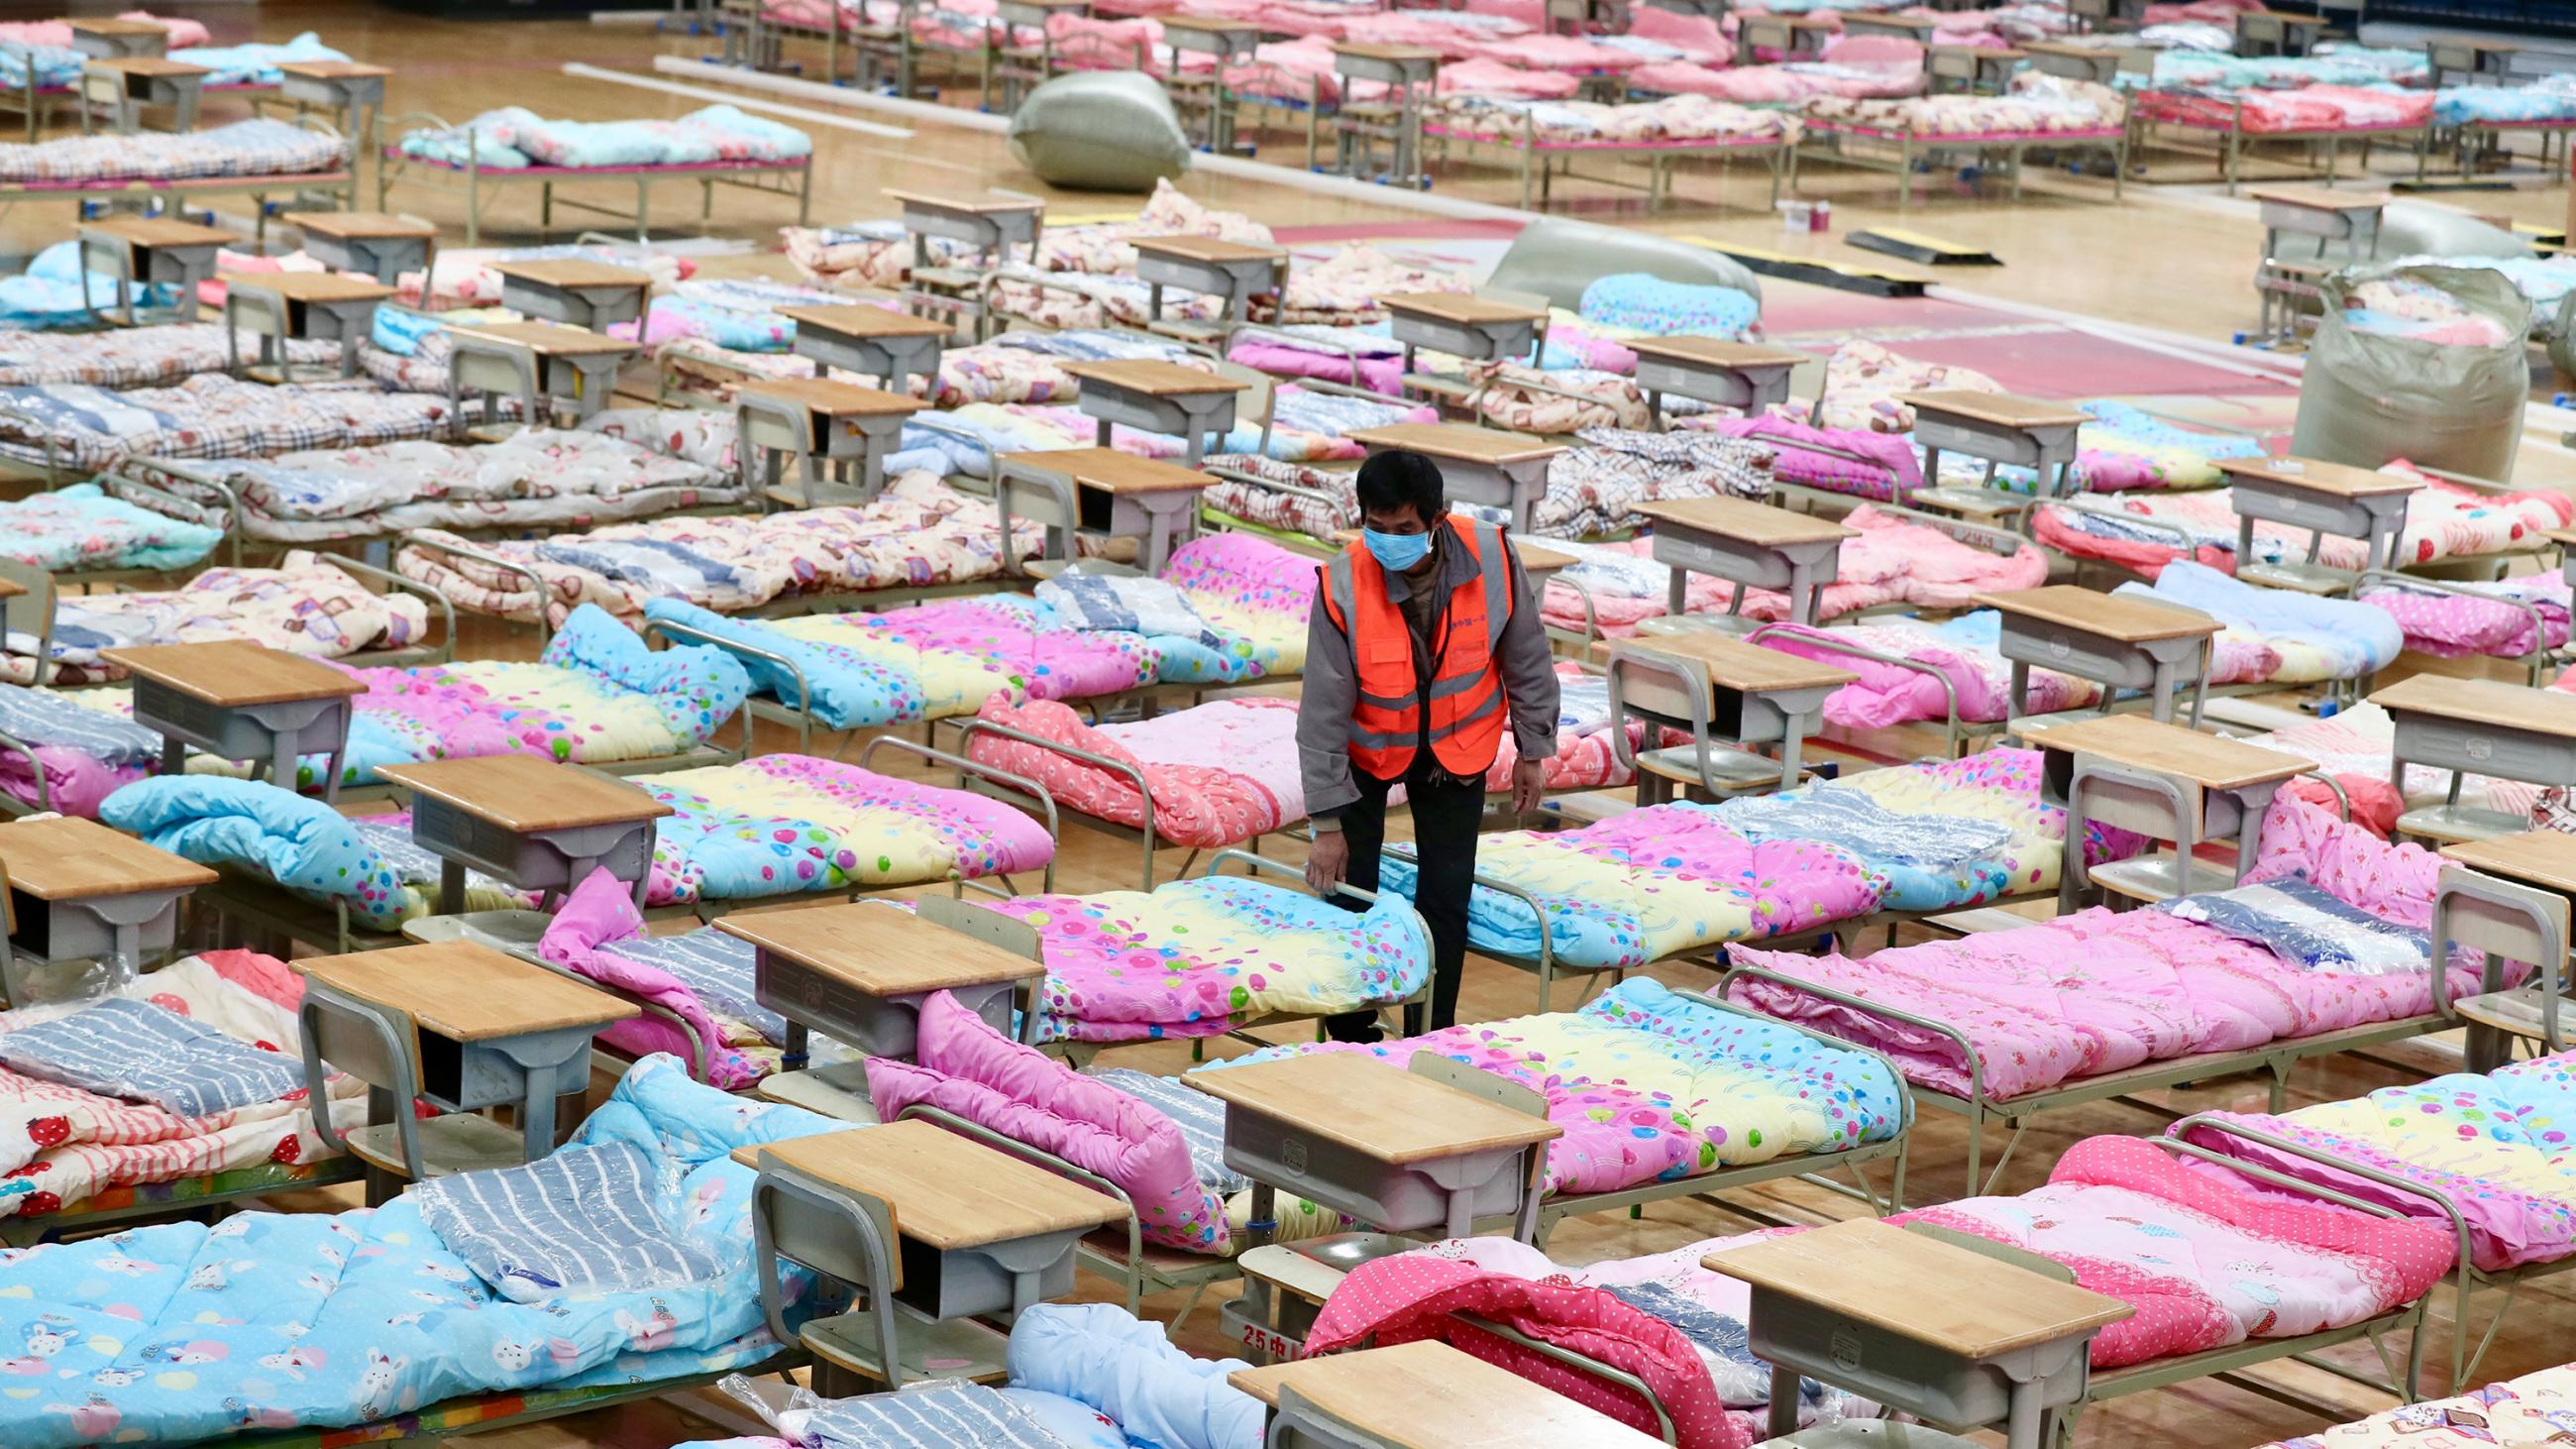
1511, 758, 1546, 817
1305, 830, 1350, 895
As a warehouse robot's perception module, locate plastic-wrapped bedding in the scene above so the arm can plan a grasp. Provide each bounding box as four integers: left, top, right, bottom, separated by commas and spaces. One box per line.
1730, 793, 2506, 1099
2031, 464, 2575, 580
0, 950, 366, 1225
0, 1057, 838, 1449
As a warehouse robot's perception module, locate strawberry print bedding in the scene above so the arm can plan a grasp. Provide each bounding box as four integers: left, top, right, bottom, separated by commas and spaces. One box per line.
2181, 1052, 2576, 1274
0, 375, 462, 472
1896, 1135, 2450, 1368
2032, 466, 2574, 579
1728, 794, 2507, 1100
0, 951, 364, 1225
639, 752, 1054, 906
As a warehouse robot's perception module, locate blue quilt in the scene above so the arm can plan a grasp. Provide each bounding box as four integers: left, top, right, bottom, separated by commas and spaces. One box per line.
101, 775, 414, 928
168, 32, 348, 87
0, 1056, 835, 1448
2118, 558, 2403, 683
0, 998, 302, 1118
1711, 787, 2015, 911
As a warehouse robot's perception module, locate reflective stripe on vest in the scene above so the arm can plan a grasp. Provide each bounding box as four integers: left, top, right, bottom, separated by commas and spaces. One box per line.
1317, 515, 1515, 780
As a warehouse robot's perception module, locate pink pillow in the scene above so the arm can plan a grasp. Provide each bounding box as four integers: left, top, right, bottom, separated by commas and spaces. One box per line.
864, 992, 1232, 1254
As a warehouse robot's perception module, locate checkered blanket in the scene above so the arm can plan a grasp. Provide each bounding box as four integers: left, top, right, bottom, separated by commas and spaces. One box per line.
0, 119, 347, 184
0, 375, 459, 470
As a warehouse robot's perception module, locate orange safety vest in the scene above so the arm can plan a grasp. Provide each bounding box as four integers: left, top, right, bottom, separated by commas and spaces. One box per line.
1319, 514, 1514, 780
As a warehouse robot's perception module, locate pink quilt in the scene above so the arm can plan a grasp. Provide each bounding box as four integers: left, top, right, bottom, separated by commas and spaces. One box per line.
1756, 618, 2102, 730
1896, 1136, 2452, 1368
1684, 413, 1926, 502
966, 694, 1304, 847
2140, 83, 2432, 134
1307, 1252, 1749, 1449
1728, 794, 2512, 1100
2359, 579, 2573, 661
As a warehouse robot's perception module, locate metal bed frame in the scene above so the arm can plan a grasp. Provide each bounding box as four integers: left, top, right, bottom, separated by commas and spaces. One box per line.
376, 110, 814, 247
2126, 90, 2429, 194
226, 1357, 800, 1447
1714, 802, 2505, 1198
0, 129, 354, 242
1423, 113, 1797, 211
2174, 1110, 2573, 1395
1798, 118, 2126, 210
0, 1154, 366, 1248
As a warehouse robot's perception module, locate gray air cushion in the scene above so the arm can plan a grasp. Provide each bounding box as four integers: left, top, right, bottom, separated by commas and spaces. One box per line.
1008, 71, 1190, 192
2291, 264, 2530, 483
1487, 217, 1763, 310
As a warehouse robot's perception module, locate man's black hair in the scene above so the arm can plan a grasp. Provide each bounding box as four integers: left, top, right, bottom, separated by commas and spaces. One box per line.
1354, 449, 1446, 525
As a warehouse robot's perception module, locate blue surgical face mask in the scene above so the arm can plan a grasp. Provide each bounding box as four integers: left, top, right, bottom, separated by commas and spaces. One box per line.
1362, 527, 1433, 571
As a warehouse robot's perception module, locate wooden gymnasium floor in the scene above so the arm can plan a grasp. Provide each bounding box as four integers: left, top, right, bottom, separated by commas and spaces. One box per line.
65, 4, 2576, 1444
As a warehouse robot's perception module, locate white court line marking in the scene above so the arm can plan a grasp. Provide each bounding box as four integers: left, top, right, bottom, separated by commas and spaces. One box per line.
562, 60, 913, 140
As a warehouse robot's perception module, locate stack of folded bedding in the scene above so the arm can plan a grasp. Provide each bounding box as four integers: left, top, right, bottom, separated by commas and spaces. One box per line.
395, 104, 812, 169
2030, 462, 2574, 579
0, 950, 365, 1224
2338, 272, 2522, 345
2134, 80, 2430, 133
1809, 70, 2125, 133
2, 551, 434, 689
0, 118, 348, 184
2434, 73, 2576, 127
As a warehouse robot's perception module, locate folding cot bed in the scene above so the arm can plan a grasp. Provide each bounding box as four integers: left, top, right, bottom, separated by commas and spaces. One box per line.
0, 543, 445, 688
1260, 1129, 2445, 1447
393, 472, 1050, 634
1373, 744, 2145, 1008
379, 104, 816, 246
1530, 502, 2047, 641
1796, 74, 2130, 208
67, 600, 753, 797
0, 1056, 828, 1449
2030, 463, 2576, 585
1418, 95, 1803, 212
126, 407, 753, 558
1721, 789, 2523, 1195
1740, 561, 2399, 751
2127, 81, 2433, 192
2180, 1047, 2576, 1391
1198, 426, 1776, 553
0, 949, 367, 1247
0, 117, 356, 233
840, 971, 1907, 1330
0, 321, 338, 390
636, 529, 1319, 752
957, 660, 1670, 889
656, 320, 1198, 412
0, 374, 465, 483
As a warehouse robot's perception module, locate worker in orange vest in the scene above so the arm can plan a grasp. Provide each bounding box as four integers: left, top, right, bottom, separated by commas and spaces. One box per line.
1300, 450, 1560, 1040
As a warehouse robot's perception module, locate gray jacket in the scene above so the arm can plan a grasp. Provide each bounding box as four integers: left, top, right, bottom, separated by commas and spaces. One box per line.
1298, 518, 1561, 821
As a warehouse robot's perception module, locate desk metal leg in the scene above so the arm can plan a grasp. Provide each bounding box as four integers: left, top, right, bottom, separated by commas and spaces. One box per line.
1666, 564, 1688, 618
441, 858, 467, 917
1787, 561, 1816, 625
1767, 1366, 1800, 1440
520, 1086, 557, 1162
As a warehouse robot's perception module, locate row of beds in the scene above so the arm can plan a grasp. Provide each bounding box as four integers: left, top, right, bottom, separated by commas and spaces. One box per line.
0, 12, 818, 246
0, 183, 2572, 1444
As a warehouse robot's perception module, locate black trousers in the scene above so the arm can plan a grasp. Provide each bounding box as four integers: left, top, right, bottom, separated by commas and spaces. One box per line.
1325, 759, 1486, 1041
